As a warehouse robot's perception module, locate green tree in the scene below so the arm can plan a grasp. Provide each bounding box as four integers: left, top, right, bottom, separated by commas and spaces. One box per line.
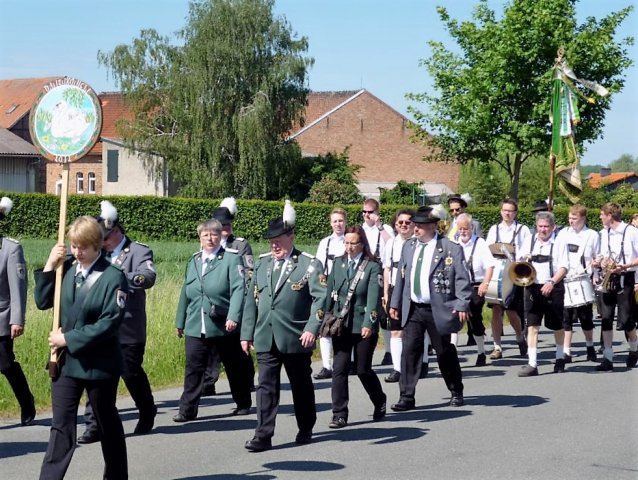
306, 177, 362, 204
609, 154, 638, 172
379, 180, 424, 205
458, 161, 508, 206
408, 0, 633, 201
98, 0, 313, 199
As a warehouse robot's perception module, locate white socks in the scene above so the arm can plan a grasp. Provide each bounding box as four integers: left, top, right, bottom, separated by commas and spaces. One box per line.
528, 348, 537, 368
390, 337, 402, 372
319, 336, 333, 370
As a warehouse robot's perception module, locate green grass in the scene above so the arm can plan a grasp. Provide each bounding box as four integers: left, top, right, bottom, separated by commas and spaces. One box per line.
0, 238, 316, 418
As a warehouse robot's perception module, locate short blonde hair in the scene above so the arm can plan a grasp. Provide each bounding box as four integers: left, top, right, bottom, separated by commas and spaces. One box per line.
197, 219, 222, 236
67, 216, 103, 251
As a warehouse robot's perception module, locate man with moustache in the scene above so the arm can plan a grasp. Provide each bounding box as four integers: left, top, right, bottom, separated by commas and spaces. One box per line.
389, 206, 472, 410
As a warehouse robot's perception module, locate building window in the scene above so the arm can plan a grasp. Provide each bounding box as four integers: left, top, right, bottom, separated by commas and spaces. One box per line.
76, 172, 84, 193
107, 150, 119, 182
88, 172, 96, 194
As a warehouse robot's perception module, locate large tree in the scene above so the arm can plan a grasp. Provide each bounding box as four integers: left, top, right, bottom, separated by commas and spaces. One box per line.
407, 0, 633, 200
98, 0, 313, 199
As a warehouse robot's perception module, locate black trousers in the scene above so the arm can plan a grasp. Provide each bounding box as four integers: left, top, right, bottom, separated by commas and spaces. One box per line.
254, 344, 316, 440
40, 375, 127, 480
203, 343, 255, 389
331, 330, 385, 419
468, 286, 487, 336
179, 333, 252, 417
0, 336, 34, 411
83, 343, 155, 433
399, 303, 463, 402
600, 272, 637, 332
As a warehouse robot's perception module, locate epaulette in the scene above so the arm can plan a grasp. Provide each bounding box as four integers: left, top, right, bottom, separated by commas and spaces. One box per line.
301, 251, 315, 259
225, 247, 239, 254
192, 251, 202, 258
134, 241, 150, 248
4, 237, 20, 244
235, 237, 246, 242
259, 252, 271, 258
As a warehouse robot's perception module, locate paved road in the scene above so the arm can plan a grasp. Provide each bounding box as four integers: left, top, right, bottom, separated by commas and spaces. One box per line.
2, 329, 637, 480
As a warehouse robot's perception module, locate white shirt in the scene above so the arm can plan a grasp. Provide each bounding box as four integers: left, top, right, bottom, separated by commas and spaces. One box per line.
362, 222, 394, 261
384, 235, 410, 286
518, 234, 569, 284
599, 222, 638, 281
411, 239, 435, 303
75, 255, 101, 279
486, 221, 531, 254
316, 233, 345, 275
107, 236, 127, 263
457, 235, 497, 283
555, 226, 600, 276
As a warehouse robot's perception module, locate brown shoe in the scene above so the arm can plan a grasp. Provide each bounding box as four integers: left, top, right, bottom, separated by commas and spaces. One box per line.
488, 348, 502, 360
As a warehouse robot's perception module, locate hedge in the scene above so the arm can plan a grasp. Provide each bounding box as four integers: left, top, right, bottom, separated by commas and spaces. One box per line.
1, 192, 636, 242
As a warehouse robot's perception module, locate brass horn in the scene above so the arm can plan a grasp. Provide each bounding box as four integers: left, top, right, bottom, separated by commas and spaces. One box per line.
508, 261, 536, 287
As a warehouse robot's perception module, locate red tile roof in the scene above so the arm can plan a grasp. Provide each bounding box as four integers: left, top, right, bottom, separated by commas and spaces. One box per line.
0, 77, 63, 128
89, 92, 133, 155
587, 172, 638, 188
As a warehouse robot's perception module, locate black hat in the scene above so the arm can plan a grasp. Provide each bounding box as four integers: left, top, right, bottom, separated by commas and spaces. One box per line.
212, 207, 234, 225
447, 194, 467, 208
264, 200, 296, 239
531, 200, 549, 213
264, 217, 294, 239
412, 206, 438, 224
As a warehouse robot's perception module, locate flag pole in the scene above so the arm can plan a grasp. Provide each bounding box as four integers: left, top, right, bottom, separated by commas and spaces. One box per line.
548, 47, 564, 212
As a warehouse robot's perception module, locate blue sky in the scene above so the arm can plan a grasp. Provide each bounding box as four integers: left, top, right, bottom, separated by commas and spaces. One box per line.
1, 0, 635, 166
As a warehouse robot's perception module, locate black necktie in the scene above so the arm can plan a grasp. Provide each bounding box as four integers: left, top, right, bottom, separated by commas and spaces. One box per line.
347, 259, 356, 279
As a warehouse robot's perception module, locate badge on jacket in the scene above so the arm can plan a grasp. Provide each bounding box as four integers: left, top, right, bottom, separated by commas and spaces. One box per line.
116, 290, 127, 309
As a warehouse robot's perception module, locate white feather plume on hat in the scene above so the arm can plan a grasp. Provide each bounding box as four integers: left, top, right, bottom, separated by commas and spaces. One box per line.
100, 200, 118, 230
431, 203, 448, 220
0, 197, 13, 217
220, 197, 237, 215
461, 193, 472, 205
283, 200, 296, 228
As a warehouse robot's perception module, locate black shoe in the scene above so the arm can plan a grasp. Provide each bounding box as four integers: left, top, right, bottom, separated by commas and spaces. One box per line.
475, 353, 486, 367
564, 354, 572, 364
172, 412, 196, 423
313, 367, 333, 380
466, 334, 476, 346
420, 363, 429, 379
518, 340, 528, 357
295, 430, 313, 445
596, 359, 614, 372
391, 399, 415, 412
232, 407, 251, 416
77, 430, 100, 444
201, 384, 217, 396
373, 396, 387, 421
384, 370, 400, 383
554, 358, 566, 373
380, 352, 392, 366
244, 437, 272, 452
626, 351, 638, 369
134, 405, 157, 434
449, 393, 464, 407
586, 346, 597, 362
329, 417, 347, 429
20, 394, 36, 426
518, 364, 538, 377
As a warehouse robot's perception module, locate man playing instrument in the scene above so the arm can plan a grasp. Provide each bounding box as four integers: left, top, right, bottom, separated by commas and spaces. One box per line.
555, 204, 600, 364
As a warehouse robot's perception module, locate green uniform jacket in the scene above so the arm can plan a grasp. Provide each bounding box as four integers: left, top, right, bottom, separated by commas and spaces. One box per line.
241, 248, 324, 354
175, 248, 245, 338
324, 255, 382, 334
34, 255, 128, 380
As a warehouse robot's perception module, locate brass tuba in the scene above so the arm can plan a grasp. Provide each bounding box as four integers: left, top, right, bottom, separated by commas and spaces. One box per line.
508, 261, 537, 287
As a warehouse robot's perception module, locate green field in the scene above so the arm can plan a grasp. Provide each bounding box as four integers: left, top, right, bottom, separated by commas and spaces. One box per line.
0, 238, 317, 418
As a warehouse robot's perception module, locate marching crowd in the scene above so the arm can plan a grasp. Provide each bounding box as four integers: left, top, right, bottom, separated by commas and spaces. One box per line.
1, 193, 637, 479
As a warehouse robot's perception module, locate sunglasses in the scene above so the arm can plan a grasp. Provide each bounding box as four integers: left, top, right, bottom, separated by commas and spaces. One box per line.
362, 210, 375, 214
397, 220, 412, 225
449, 208, 462, 213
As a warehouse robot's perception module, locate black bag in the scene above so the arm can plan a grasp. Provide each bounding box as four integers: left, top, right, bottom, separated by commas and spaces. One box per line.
319, 312, 345, 337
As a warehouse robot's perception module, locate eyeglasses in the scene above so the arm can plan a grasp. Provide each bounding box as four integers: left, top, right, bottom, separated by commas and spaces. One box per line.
344, 241, 361, 246
397, 220, 412, 225
450, 208, 462, 213
501, 209, 516, 213
362, 210, 375, 214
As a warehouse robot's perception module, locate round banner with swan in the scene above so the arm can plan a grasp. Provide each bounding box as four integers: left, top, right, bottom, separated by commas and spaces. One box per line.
29, 77, 102, 163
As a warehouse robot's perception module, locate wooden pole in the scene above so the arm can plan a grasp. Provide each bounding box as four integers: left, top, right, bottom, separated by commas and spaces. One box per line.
48, 162, 69, 378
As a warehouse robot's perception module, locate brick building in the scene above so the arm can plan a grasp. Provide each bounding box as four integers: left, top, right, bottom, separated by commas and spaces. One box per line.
291, 89, 459, 199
